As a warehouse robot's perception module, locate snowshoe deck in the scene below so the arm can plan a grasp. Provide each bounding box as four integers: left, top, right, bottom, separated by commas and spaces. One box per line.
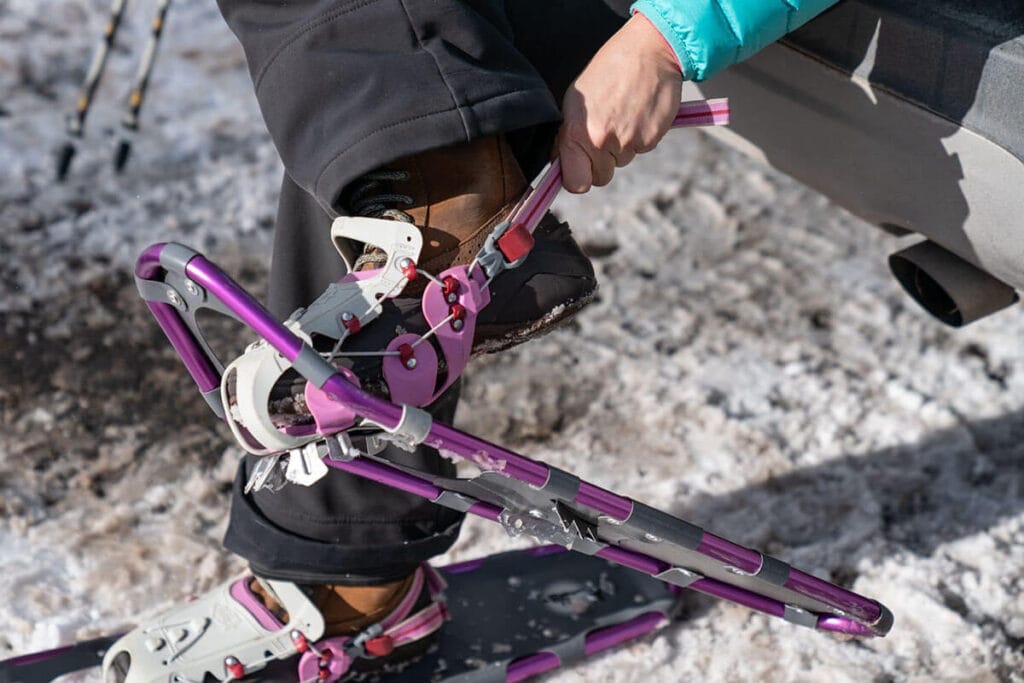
0, 546, 676, 683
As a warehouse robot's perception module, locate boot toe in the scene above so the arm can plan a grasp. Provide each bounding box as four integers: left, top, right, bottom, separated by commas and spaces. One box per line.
291, 213, 597, 401
476, 214, 598, 334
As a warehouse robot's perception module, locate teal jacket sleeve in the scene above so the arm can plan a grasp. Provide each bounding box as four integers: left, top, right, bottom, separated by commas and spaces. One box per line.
630, 0, 839, 82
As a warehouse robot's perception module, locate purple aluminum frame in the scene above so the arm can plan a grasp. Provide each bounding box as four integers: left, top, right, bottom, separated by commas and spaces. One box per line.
133, 100, 890, 640
135, 246, 886, 638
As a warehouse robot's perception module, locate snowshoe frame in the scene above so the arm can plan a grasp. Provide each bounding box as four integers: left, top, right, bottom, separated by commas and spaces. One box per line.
133, 100, 893, 641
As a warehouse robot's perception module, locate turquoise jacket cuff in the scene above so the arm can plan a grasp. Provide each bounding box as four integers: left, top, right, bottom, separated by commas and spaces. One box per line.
630, 0, 839, 82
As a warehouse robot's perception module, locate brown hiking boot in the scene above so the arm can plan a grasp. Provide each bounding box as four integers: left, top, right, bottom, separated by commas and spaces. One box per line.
247, 571, 442, 677
105, 571, 445, 683
344, 135, 531, 285
275, 135, 597, 403
251, 574, 416, 637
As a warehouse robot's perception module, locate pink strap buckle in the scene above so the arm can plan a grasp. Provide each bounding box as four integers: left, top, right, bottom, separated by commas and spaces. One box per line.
296, 564, 449, 683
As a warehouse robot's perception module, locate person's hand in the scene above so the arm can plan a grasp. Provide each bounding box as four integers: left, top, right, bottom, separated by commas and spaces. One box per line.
557, 13, 682, 193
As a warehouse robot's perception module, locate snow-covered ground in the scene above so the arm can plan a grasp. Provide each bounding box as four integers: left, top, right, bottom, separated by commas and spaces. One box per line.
1, 1, 1022, 681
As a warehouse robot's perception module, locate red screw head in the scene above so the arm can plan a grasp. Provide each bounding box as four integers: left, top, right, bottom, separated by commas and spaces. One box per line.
342, 317, 362, 335
224, 656, 245, 679
399, 257, 417, 281
442, 276, 459, 297
449, 304, 466, 331
398, 343, 416, 370
290, 629, 308, 653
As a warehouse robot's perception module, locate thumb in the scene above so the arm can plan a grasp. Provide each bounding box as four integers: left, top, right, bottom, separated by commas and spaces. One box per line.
558, 135, 594, 194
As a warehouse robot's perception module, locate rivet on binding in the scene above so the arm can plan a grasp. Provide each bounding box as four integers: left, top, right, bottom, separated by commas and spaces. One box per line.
224, 655, 244, 680
449, 303, 466, 331
442, 276, 459, 303
398, 343, 416, 369
398, 257, 417, 281
290, 629, 309, 653
339, 311, 361, 335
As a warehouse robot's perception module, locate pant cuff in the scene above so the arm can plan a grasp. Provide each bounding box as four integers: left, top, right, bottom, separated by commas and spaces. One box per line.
223, 463, 464, 584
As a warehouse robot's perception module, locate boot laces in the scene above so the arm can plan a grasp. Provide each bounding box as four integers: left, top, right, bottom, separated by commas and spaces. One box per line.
345, 170, 414, 270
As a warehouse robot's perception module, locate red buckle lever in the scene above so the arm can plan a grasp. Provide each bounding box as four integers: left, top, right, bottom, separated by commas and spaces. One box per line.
365, 635, 395, 657
496, 223, 534, 263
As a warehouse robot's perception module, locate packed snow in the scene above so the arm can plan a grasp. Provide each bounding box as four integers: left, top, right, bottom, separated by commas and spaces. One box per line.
1, 1, 1022, 681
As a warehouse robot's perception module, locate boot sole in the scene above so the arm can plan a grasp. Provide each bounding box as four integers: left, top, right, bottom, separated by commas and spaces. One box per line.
470, 286, 598, 357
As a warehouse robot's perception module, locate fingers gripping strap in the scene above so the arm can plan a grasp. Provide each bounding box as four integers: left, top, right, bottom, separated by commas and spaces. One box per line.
220, 101, 731, 449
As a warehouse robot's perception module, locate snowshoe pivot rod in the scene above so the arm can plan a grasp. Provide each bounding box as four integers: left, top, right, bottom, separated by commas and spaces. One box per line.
511, 99, 731, 235
323, 455, 884, 638
134, 230, 893, 638
115, 0, 172, 173
57, 0, 129, 181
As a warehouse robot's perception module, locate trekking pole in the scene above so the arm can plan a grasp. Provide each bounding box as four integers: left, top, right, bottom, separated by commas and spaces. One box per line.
114, 0, 172, 173
56, 0, 130, 182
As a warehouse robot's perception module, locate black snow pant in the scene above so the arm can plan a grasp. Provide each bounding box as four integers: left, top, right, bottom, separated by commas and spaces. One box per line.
219, 0, 630, 584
